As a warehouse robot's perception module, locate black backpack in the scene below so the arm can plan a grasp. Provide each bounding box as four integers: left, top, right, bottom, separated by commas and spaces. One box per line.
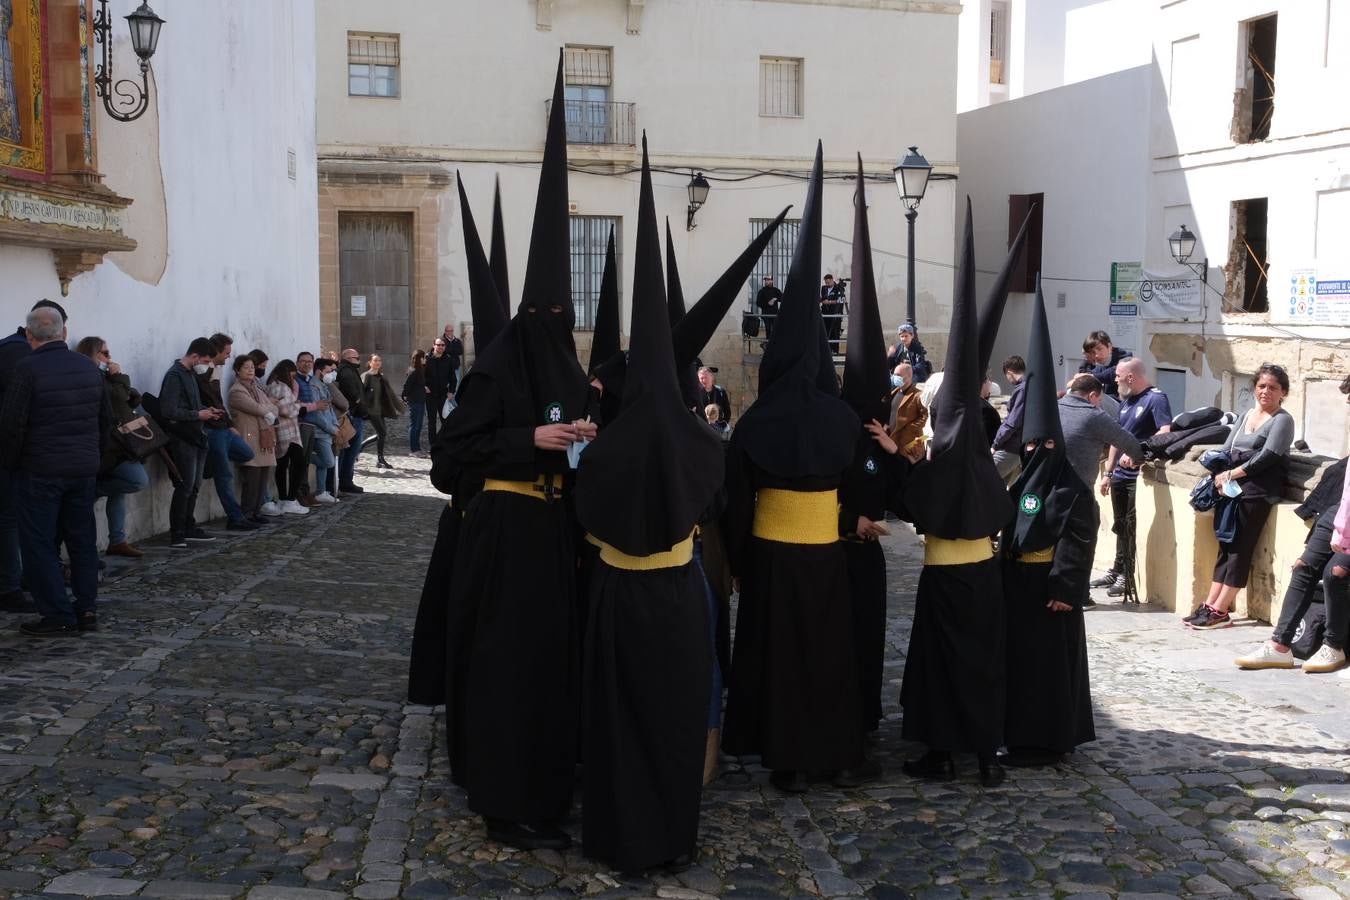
1291, 595, 1327, 660
741, 312, 761, 338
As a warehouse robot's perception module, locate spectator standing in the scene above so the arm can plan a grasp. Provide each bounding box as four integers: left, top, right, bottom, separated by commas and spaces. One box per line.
439, 324, 464, 374
0, 306, 110, 636
316, 357, 347, 498
887, 323, 932, 383
1187, 365, 1295, 630
336, 348, 368, 494
424, 337, 456, 443
696, 367, 732, 426
820, 274, 845, 353
305, 357, 341, 504
295, 351, 327, 502
403, 350, 428, 457
266, 360, 310, 516
1093, 358, 1171, 598
199, 333, 257, 531
755, 274, 781, 339
225, 356, 278, 523
991, 355, 1027, 485
362, 354, 405, 468
161, 338, 224, 549
1076, 330, 1131, 399
76, 337, 150, 556
886, 363, 927, 456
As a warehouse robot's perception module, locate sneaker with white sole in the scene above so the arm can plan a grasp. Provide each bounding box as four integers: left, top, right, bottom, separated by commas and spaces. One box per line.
313, 492, 338, 505
1303, 644, 1348, 674
259, 501, 283, 517
1089, 570, 1119, 589
1235, 642, 1295, 670
281, 499, 310, 516
1187, 605, 1232, 629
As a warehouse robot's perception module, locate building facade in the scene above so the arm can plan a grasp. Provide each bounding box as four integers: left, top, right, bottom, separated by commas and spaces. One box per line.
0, 0, 319, 542
316, 0, 963, 409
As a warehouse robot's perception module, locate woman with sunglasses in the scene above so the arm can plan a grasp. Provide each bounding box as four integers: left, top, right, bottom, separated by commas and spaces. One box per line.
1187, 364, 1294, 630
76, 337, 150, 558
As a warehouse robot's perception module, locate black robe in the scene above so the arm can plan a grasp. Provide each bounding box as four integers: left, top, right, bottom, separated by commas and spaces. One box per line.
1002, 491, 1097, 754
441, 376, 579, 823
582, 557, 710, 872
406, 502, 460, 708
721, 445, 863, 772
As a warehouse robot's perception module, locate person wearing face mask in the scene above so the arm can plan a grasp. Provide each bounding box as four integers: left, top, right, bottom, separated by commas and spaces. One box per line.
886, 362, 927, 457
198, 332, 257, 531
226, 355, 279, 523
305, 358, 342, 504
76, 337, 150, 558
159, 337, 225, 550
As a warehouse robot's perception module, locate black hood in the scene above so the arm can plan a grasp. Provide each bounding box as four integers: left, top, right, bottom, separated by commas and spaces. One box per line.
588, 227, 620, 375
457, 172, 508, 355
576, 134, 724, 555
490, 175, 511, 313
976, 204, 1036, 378
903, 197, 1013, 539
735, 141, 858, 479
664, 218, 701, 410
841, 154, 888, 426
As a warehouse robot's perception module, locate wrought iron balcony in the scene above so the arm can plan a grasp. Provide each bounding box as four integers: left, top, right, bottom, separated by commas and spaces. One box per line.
544, 99, 636, 146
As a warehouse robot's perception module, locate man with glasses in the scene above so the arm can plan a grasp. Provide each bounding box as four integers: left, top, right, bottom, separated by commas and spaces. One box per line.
425, 336, 457, 444
1091, 357, 1171, 598
336, 348, 368, 495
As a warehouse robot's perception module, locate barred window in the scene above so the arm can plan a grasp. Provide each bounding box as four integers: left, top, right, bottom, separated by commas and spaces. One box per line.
990, 1, 1009, 85
564, 45, 612, 87
348, 32, 400, 98
746, 217, 802, 303
570, 216, 622, 330
759, 57, 803, 117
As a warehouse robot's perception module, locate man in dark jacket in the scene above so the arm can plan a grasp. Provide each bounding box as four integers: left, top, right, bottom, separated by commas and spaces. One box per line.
160, 337, 225, 549
336, 348, 368, 494
1076, 330, 1131, 399
423, 336, 457, 444
0, 299, 66, 613
991, 355, 1027, 485
0, 306, 111, 636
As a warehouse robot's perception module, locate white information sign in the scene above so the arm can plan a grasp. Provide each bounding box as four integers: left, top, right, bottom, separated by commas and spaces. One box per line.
350, 295, 367, 317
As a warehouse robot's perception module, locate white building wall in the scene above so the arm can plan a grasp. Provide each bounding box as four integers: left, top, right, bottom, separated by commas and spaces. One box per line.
0, 0, 320, 541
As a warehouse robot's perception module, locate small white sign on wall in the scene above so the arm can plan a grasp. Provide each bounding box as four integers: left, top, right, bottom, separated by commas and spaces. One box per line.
351, 295, 367, 317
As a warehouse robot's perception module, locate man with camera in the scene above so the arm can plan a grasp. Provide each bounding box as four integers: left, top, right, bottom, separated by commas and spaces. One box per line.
821, 274, 847, 354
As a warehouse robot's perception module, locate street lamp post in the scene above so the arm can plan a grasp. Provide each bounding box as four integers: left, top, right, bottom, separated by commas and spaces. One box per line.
93, 0, 166, 123
686, 172, 710, 231
893, 146, 932, 330
1168, 224, 1208, 297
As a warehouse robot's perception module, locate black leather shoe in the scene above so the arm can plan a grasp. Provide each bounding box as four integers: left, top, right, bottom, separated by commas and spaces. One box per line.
227, 519, 261, 532
770, 770, 809, 793
902, 751, 955, 782
20, 618, 79, 638
0, 589, 35, 613
339, 483, 364, 494
77, 612, 98, 633
484, 818, 570, 851
834, 756, 883, 788
977, 753, 1006, 788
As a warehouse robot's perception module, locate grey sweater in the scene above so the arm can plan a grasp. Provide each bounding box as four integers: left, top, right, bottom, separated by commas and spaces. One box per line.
1058, 394, 1145, 489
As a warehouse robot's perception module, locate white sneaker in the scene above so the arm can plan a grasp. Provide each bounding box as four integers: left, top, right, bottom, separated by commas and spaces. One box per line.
281, 499, 310, 516
1303, 644, 1348, 674
1235, 641, 1295, 670
313, 492, 338, 505
259, 501, 282, 517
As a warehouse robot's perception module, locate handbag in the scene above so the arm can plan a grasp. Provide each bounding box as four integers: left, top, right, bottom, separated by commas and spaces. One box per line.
113, 412, 171, 460
1189, 474, 1217, 513
335, 413, 356, 450
259, 423, 278, 453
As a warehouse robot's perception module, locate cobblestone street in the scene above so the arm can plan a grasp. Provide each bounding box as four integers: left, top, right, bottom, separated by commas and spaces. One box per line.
3, 446, 1350, 900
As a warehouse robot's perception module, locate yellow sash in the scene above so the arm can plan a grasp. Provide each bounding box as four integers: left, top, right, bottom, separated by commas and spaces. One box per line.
596, 533, 695, 571
752, 488, 840, 545
482, 476, 564, 501
923, 536, 995, 566
1019, 546, 1055, 564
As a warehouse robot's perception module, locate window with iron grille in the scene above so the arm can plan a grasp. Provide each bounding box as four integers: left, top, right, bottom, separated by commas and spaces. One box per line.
746, 217, 802, 306
348, 32, 400, 98
989, 1, 1009, 85
570, 216, 622, 330
562, 46, 618, 144
759, 57, 803, 117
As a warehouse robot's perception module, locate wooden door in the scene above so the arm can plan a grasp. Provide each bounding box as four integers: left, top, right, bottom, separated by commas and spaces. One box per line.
339, 212, 414, 365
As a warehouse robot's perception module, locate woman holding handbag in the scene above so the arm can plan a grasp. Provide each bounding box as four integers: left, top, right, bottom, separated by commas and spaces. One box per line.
266, 360, 310, 516
362, 354, 406, 469
227, 356, 278, 523
77, 337, 150, 558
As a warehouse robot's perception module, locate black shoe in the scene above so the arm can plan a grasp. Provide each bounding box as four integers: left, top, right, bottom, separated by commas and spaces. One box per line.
770, 770, 809, 793
484, 818, 570, 851
1089, 570, 1119, 589
185, 528, 216, 543
978, 755, 1006, 788
20, 618, 79, 638
227, 519, 260, 532
1182, 605, 1205, 624
1000, 748, 1063, 769
1081, 597, 1097, 609
77, 612, 98, 633
664, 852, 695, 874
0, 589, 35, 613
833, 756, 883, 788
902, 751, 955, 782
339, 483, 364, 494
1188, 605, 1232, 630
247, 515, 273, 526
377, 459, 393, 469
169, 535, 189, 549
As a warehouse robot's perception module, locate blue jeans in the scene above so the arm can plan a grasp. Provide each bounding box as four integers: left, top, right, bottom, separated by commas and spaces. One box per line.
205, 428, 254, 523
310, 432, 335, 494
0, 468, 21, 593
339, 415, 366, 486
408, 402, 425, 453
15, 473, 98, 624
96, 460, 149, 545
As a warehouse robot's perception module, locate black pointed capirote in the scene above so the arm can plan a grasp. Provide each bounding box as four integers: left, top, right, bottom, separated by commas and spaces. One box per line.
456, 172, 508, 355
588, 228, 620, 375
976, 204, 1037, 377
490, 175, 510, 312
841, 153, 888, 426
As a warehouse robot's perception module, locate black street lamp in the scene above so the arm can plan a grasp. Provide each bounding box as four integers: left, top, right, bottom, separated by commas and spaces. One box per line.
893, 146, 932, 329
94, 0, 166, 123
1168, 223, 1208, 295
686, 172, 710, 231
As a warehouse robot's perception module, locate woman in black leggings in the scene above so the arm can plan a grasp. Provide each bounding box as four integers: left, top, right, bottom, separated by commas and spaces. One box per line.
362, 354, 405, 468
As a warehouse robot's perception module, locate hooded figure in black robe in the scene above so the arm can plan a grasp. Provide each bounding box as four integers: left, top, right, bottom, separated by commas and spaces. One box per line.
1000, 278, 1097, 766
575, 135, 724, 875
438, 55, 595, 851
838, 155, 907, 736
899, 198, 1015, 788
406, 171, 509, 710
721, 143, 874, 793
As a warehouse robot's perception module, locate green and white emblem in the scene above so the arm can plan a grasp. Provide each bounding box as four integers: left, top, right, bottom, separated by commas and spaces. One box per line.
1019, 493, 1042, 516
864, 457, 878, 475
544, 402, 563, 423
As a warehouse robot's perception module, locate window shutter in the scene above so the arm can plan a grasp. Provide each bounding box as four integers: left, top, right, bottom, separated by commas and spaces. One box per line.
1008, 193, 1044, 293
348, 33, 400, 67
564, 46, 612, 86
759, 57, 802, 117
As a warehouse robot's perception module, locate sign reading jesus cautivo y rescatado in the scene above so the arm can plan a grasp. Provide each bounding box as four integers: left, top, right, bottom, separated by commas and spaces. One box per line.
0, 188, 125, 233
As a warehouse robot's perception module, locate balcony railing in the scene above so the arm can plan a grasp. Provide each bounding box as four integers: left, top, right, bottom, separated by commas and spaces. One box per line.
544, 99, 636, 146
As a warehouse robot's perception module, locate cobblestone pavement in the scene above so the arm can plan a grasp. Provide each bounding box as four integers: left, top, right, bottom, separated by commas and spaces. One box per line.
3, 440, 1350, 899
